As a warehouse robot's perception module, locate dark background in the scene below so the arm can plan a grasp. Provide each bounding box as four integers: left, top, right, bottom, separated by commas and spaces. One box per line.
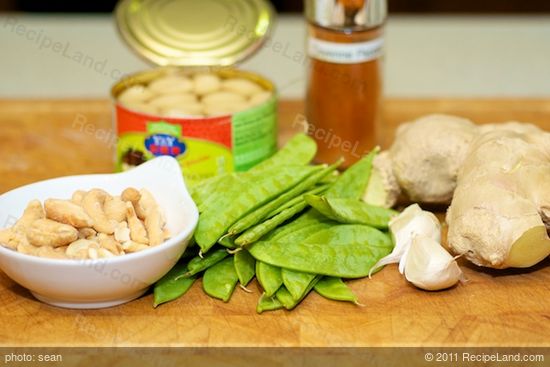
1, 0, 550, 13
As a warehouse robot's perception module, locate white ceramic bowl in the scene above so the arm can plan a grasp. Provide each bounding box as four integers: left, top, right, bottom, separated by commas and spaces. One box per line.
0, 156, 198, 309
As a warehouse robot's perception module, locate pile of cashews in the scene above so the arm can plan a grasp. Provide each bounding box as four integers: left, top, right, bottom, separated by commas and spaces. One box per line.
0, 188, 169, 260
118, 71, 273, 118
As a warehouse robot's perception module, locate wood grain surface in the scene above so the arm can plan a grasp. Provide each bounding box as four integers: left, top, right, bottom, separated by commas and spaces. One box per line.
1, 99, 550, 348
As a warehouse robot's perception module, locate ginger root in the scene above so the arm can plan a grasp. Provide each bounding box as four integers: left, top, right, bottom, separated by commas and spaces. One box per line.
364, 114, 550, 269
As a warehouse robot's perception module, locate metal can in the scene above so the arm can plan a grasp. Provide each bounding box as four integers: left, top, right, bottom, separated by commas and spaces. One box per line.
112, 0, 276, 184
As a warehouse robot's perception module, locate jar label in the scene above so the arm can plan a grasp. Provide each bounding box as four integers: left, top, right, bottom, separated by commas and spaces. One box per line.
308, 37, 383, 64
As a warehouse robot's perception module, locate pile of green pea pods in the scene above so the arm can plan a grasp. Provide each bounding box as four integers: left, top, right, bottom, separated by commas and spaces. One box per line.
153, 134, 397, 313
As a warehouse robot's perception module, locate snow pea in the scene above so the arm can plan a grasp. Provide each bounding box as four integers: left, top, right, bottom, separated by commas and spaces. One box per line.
304, 195, 398, 230
281, 268, 317, 301
267, 210, 334, 242
256, 293, 284, 314
266, 184, 329, 219
153, 263, 196, 308
178, 249, 228, 279
275, 275, 321, 310
314, 277, 359, 304
234, 199, 310, 246
325, 147, 379, 199
190, 173, 227, 210
255, 261, 283, 297
202, 257, 239, 302
218, 235, 237, 249
251, 133, 317, 171
248, 225, 393, 278
197, 173, 241, 213
195, 165, 319, 252
234, 250, 256, 286
229, 160, 341, 236
227, 164, 325, 235
260, 150, 377, 243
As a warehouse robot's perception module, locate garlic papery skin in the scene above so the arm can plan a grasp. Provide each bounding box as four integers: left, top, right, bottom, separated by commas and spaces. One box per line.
404, 234, 464, 291
369, 204, 441, 277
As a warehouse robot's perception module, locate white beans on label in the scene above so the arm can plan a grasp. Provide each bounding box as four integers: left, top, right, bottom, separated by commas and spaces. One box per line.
117, 71, 273, 117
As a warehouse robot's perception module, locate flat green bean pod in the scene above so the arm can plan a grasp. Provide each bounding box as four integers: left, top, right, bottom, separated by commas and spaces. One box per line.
235, 199, 310, 246
256, 261, 283, 297
249, 225, 393, 278
190, 173, 228, 209
153, 263, 196, 308
256, 293, 284, 314
266, 184, 329, 219
227, 164, 326, 235
304, 195, 398, 229
314, 277, 360, 304
218, 235, 237, 249
234, 250, 256, 287
228, 160, 341, 236
195, 165, 319, 252
281, 268, 317, 301
197, 173, 241, 213
275, 275, 321, 310
325, 147, 379, 199
251, 134, 317, 171
267, 211, 334, 242
179, 249, 228, 279
202, 257, 239, 302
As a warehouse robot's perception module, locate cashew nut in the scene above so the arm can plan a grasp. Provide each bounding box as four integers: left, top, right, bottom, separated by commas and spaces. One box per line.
122, 240, 149, 253
26, 219, 78, 247
66, 239, 99, 259
82, 189, 117, 234
44, 199, 93, 228
36, 246, 69, 259
71, 190, 86, 205
139, 189, 165, 246
17, 241, 38, 256
125, 202, 148, 244
97, 233, 123, 255
78, 227, 97, 240
121, 188, 146, 219
0, 229, 20, 250
104, 196, 127, 223
114, 221, 131, 243
15, 200, 45, 231
98, 248, 116, 258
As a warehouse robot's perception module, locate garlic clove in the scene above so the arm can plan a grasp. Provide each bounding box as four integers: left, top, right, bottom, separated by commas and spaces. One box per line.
369, 204, 441, 276
404, 234, 464, 291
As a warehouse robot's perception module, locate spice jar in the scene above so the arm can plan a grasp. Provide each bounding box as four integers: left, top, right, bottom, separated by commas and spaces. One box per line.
305, 0, 387, 166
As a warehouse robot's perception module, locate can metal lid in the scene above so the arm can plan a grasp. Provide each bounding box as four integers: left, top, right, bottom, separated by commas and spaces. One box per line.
116, 0, 275, 66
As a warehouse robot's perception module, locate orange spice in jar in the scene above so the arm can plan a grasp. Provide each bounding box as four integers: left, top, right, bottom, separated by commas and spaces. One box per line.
305, 0, 387, 166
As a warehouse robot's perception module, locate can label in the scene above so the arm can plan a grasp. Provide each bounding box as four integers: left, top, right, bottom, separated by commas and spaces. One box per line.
115, 96, 277, 184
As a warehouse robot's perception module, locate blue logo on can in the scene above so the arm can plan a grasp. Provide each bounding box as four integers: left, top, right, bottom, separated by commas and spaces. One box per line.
145, 134, 186, 157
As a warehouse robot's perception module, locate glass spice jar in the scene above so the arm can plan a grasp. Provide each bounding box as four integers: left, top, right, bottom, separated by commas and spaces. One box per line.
305, 0, 387, 167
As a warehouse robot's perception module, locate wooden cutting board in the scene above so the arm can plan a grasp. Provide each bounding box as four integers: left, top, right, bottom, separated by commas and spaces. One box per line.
1, 99, 550, 349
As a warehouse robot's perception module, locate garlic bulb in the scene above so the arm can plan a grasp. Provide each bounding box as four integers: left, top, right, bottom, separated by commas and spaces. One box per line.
369, 204, 441, 276
369, 203, 464, 291
404, 234, 464, 291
